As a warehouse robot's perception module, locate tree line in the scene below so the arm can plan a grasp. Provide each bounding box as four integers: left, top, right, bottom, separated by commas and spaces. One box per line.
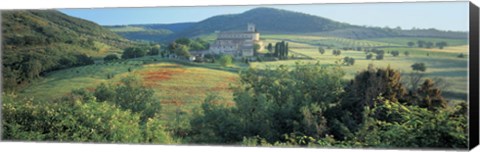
408, 40, 448, 49
266, 41, 289, 60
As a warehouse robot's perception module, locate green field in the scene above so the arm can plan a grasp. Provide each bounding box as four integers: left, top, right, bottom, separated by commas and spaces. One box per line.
262, 34, 398, 48
367, 37, 468, 46
19, 34, 469, 122
19, 57, 241, 122
256, 34, 469, 101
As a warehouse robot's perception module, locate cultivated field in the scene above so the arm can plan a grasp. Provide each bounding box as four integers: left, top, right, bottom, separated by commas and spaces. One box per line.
18, 34, 470, 123
255, 34, 469, 101
19, 57, 240, 122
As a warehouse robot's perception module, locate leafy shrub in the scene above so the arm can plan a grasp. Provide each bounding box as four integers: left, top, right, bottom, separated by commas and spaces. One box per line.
104, 54, 119, 62
218, 55, 233, 67
2, 93, 143, 143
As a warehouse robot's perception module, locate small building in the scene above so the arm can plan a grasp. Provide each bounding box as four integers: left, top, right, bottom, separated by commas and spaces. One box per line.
189, 56, 196, 61
209, 23, 263, 57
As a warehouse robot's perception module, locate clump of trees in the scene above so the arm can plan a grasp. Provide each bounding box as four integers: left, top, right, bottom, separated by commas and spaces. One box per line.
390, 50, 400, 57
408, 40, 448, 49
218, 55, 233, 67
366, 53, 373, 60
364, 48, 385, 60
332, 50, 341, 56
122, 47, 147, 59
187, 63, 467, 148
189, 63, 346, 143
2, 50, 95, 91
343, 57, 355, 66
407, 41, 415, 47
273, 41, 289, 60
411, 62, 427, 72
318, 47, 325, 55
375, 51, 384, 60
104, 54, 120, 62
435, 41, 448, 49
165, 38, 210, 58
148, 44, 161, 56
267, 43, 273, 53
168, 43, 191, 58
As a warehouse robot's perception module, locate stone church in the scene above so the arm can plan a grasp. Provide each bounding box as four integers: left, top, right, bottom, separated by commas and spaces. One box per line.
209, 23, 263, 57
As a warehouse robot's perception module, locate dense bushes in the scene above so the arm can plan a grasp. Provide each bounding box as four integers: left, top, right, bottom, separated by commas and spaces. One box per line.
188, 63, 467, 149
2, 50, 95, 91
2, 94, 144, 142
104, 54, 119, 62
94, 76, 161, 122
218, 55, 233, 67
189, 63, 345, 143
2, 76, 173, 144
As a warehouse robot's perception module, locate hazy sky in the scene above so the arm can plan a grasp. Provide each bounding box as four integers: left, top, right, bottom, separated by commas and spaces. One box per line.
59, 1, 469, 31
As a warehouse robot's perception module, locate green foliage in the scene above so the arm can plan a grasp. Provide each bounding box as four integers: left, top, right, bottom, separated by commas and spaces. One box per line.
366, 53, 373, 60
407, 41, 415, 47
2, 93, 144, 142
415, 40, 447, 49
390, 50, 400, 57
2, 10, 132, 90
411, 63, 427, 72
267, 43, 273, 52
329, 65, 408, 139
2, 76, 172, 144
190, 63, 346, 143
273, 41, 289, 59
2, 49, 95, 91
407, 79, 448, 110
332, 50, 341, 56
318, 47, 325, 54
343, 57, 355, 66
104, 54, 120, 62
122, 47, 147, 59
148, 44, 161, 55
254, 44, 261, 56
188, 95, 241, 143
354, 98, 467, 148
435, 41, 448, 49
167, 42, 192, 58
375, 52, 384, 60
417, 40, 425, 47
94, 76, 161, 122
218, 55, 233, 67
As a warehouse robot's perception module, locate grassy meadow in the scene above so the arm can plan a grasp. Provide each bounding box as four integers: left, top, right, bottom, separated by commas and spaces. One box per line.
254, 34, 469, 101
18, 57, 241, 123
12, 33, 469, 144
18, 34, 470, 120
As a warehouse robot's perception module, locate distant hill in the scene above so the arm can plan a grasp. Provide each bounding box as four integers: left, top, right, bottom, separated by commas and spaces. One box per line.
2, 10, 133, 90
104, 22, 196, 42
106, 7, 467, 42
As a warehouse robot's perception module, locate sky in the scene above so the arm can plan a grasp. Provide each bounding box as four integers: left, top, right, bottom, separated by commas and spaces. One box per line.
59, 1, 469, 32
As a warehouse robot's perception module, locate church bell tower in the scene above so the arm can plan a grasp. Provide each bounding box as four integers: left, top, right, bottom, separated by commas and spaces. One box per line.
247, 23, 256, 32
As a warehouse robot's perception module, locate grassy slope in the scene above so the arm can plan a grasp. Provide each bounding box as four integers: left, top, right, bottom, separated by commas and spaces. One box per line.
19, 57, 241, 121
2, 10, 130, 58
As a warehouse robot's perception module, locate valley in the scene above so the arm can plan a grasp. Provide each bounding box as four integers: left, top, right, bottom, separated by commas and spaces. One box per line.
1, 5, 471, 149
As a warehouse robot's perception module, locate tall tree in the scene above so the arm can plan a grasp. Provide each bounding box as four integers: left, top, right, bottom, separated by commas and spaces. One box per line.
267, 43, 273, 52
